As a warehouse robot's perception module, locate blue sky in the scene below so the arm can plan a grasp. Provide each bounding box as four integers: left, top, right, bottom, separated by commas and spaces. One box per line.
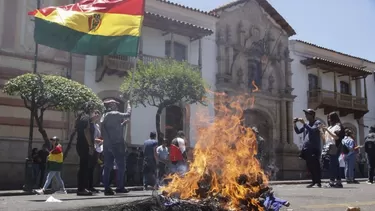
171, 0, 375, 62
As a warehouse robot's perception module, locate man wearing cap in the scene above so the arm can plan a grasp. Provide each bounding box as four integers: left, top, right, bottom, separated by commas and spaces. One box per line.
294, 108, 322, 188
101, 99, 131, 195
364, 125, 375, 184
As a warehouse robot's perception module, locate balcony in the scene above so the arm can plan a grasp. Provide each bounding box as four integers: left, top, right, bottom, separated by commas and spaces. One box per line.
307, 89, 368, 119
95, 54, 200, 81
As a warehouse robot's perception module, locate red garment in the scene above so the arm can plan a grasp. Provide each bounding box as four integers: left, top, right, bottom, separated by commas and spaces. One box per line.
50, 145, 62, 154
170, 144, 183, 162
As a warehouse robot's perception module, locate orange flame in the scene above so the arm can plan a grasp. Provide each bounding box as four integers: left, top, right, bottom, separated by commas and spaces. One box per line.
162, 82, 266, 210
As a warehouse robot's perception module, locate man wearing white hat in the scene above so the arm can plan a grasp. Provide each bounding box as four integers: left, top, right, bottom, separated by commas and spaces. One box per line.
101, 99, 131, 195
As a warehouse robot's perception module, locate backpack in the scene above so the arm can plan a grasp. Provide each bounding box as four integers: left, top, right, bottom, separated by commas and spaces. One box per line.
335, 124, 345, 148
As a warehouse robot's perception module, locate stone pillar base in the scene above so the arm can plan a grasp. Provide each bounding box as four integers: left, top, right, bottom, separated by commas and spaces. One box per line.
274, 143, 307, 180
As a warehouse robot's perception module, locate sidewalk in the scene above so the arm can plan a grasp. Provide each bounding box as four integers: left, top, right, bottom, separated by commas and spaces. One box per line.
0, 178, 368, 197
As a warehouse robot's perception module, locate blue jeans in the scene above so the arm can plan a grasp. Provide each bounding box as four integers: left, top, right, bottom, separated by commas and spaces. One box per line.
328, 153, 341, 182
169, 161, 188, 175
102, 143, 126, 190
345, 154, 356, 181
42, 171, 65, 191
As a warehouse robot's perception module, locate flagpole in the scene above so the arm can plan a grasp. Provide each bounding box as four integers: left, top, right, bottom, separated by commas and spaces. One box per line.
123, 39, 141, 148
123, 2, 145, 148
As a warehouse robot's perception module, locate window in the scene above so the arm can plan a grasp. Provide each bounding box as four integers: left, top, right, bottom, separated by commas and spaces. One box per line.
340, 81, 350, 94
308, 74, 319, 90
165, 41, 187, 61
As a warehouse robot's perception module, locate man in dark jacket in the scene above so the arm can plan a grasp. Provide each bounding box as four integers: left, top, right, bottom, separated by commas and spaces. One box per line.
294, 109, 322, 188
76, 103, 98, 196
365, 125, 375, 184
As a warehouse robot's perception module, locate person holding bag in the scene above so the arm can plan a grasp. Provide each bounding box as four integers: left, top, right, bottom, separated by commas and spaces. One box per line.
321, 112, 345, 188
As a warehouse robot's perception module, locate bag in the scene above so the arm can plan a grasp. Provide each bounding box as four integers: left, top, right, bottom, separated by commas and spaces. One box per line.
335, 124, 345, 147
342, 143, 350, 154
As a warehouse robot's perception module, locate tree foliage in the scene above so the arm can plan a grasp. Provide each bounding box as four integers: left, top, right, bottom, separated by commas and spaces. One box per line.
120, 59, 207, 143
3, 73, 104, 146
3, 73, 103, 112
120, 59, 207, 108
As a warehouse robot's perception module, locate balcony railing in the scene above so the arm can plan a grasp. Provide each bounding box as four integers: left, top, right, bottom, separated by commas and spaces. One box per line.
102, 54, 200, 72
307, 89, 368, 111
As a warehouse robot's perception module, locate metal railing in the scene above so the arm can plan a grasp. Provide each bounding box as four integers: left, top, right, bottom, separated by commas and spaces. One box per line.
307, 89, 367, 111
102, 54, 200, 72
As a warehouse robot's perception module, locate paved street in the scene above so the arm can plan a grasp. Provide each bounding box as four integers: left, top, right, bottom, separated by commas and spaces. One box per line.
0, 183, 374, 211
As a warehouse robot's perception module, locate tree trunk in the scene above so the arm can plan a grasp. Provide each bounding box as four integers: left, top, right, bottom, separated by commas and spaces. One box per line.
33, 111, 50, 146
63, 130, 77, 160
156, 106, 165, 145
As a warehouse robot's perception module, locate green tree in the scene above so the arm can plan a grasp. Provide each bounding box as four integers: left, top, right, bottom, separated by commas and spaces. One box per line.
3, 73, 103, 156
120, 59, 207, 143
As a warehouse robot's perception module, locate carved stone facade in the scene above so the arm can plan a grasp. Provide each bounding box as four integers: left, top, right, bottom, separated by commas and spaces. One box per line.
214, 0, 300, 179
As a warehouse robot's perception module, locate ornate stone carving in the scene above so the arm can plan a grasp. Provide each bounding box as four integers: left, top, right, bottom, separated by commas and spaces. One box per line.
268, 74, 275, 92
237, 67, 244, 85
248, 59, 262, 90
216, 28, 224, 43
225, 25, 231, 43
237, 21, 244, 45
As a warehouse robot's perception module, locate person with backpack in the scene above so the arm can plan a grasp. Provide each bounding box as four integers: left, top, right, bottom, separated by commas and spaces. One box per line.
321, 112, 344, 188
342, 129, 356, 183
364, 125, 375, 184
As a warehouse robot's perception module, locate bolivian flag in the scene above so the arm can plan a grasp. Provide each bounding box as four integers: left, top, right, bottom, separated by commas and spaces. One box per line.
28, 0, 145, 56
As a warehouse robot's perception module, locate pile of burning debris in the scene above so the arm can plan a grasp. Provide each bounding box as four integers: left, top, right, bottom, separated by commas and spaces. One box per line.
111, 93, 289, 211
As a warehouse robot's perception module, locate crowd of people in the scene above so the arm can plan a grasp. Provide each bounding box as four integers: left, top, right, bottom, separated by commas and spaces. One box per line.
29, 98, 189, 196
294, 108, 375, 188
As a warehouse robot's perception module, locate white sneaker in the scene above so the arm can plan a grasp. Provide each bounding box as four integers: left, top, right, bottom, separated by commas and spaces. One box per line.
35, 189, 45, 195
55, 190, 67, 194
366, 181, 373, 184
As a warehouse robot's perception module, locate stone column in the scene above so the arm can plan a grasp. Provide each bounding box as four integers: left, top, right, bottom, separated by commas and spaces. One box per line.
280, 100, 287, 143
286, 101, 293, 144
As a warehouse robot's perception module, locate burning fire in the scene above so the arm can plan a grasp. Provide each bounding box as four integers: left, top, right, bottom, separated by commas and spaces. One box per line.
162, 81, 267, 210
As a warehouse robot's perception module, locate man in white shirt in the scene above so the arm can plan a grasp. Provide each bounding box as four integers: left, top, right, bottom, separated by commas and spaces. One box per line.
171, 131, 188, 174
156, 138, 169, 185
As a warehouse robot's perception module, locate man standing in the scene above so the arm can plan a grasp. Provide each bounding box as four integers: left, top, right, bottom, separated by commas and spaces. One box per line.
364, 125, 375, 184
156, 138, 169, 186
294, 109, 322, 188
76, 104, 97, 196
101, 99, 131, 195
142, 132, 158, 190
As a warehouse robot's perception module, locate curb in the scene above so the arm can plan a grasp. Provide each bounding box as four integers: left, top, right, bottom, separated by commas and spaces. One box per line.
0, 186, 144, 197
268, 178, 368, 185
0, 179, 368, 197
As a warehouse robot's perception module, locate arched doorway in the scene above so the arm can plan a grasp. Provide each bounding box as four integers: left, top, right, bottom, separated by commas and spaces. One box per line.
242, 109, 274, 175
165, 105, 183, 143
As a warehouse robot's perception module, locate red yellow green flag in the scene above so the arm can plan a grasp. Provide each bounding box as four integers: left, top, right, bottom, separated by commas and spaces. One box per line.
28, 0, 145, 56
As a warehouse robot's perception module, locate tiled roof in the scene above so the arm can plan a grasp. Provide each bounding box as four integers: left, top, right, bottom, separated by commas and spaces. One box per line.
156, 0, 219, 18
210, 0, 296, 37
145, 11, 214, 34
295, 40, 375, 64
301, 57, 372, 76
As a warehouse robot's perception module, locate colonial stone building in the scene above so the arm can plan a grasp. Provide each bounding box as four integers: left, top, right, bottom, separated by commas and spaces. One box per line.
0, 0, 85, 189
211, 0, 302, 179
